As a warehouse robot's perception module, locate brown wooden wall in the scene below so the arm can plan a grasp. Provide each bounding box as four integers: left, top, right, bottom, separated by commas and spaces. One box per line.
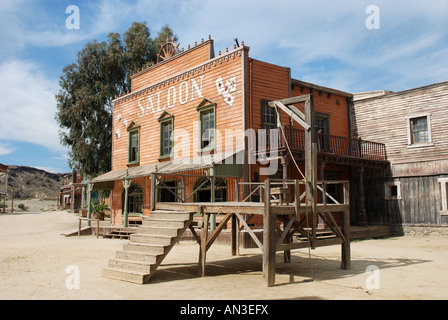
131, 40, 214, 92
352, 82, 448, 169
112, 45, 246, 171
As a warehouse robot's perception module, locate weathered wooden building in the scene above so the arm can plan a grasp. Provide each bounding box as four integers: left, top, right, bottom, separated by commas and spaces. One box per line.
0, 163, 8, 213
352, 81, 448, 230
89, 37, 387, 227
90, 37, 391, 285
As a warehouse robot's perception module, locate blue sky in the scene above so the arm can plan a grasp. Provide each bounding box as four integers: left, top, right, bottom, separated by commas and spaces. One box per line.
0, 0, 447, 173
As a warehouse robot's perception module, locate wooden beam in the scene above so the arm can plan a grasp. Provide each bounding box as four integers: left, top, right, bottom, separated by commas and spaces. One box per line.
263, 178, 276, 287
231, 213, 239, 256
235, 213, 263, 250
205, 212, 233, 251
198, 206, 209, 277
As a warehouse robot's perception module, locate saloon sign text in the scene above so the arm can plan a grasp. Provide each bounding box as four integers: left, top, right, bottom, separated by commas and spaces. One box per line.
137, 76, 204, 118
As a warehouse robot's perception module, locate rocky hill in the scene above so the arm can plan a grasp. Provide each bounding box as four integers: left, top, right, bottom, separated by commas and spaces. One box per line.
4, 166, 72, 200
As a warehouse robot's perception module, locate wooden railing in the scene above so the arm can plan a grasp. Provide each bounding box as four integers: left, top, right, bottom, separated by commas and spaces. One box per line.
260, 125, 387, 162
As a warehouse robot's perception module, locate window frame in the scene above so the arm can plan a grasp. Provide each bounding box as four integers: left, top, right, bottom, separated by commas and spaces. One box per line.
406, 113, 433, 147
261, 99, 278, 130
438, 178, 448, 216
127, 122, 140, 166
197, 101, 216, 152
158, 112, 174, 159
384, 181, 402, 200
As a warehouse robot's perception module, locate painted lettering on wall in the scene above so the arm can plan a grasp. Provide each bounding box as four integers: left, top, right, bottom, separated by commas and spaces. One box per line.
137, 76, 204, 118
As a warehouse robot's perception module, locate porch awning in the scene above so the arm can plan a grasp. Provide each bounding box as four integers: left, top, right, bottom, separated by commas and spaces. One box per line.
89, 150, 243, 186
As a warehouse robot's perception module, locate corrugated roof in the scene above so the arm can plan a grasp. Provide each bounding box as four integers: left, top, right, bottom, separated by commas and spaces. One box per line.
89, 150, 242, 184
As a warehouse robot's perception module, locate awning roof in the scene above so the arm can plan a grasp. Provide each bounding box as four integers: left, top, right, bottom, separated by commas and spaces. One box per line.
89, 150, 243, 184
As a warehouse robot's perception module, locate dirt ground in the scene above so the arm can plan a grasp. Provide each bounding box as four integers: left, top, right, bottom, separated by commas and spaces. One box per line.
1, 199, 447, 300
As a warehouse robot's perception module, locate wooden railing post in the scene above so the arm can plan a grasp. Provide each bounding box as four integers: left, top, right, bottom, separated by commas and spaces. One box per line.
262, 178, 276, 287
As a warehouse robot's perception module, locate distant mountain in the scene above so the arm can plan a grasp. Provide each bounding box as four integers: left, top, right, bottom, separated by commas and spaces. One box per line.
5, 166, 72, 199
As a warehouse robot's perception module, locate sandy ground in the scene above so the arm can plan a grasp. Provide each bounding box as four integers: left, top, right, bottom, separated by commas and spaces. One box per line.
1, 199, 447, 300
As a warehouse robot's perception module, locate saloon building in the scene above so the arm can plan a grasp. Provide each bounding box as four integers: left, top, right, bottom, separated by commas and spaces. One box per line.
90, 37, 388, 228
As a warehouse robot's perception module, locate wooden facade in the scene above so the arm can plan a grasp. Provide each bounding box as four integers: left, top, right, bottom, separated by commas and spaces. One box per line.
352, 81, 448, 226
89, 37, 387, 228
0, 163, 7, 213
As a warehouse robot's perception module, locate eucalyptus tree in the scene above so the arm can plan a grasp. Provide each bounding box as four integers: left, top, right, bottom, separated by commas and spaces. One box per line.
55, 22, 177, 177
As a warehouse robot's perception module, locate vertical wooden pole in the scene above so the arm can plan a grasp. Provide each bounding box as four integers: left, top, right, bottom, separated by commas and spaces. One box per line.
263, 178, 276, 287
150, 173, 156, 212
341, 182, 351, 269
198, 206, 209, 277
231, 213, 239, 256
122, 179, 131, 228
358, 166, 368, 226
87, 183, 93, 227
305, 96, 317, 249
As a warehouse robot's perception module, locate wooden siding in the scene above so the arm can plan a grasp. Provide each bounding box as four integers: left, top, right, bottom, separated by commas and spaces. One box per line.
112, 46, 246, 171
131, 40, 214, 92
290, 82, 350, 138
352, 81, 448, 170
364, 174, 448, 226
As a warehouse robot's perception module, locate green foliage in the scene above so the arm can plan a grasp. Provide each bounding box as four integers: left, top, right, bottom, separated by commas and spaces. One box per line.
91, 200, 110, 213
55, 22, 177, 177
18, 203, 27, 211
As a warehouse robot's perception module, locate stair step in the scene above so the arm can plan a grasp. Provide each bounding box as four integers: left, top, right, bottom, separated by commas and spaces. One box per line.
142, 219, 187, 228
108, 258, 155, 273
130, 233, 173, 245
147, 211, 191, 220
103, 209, 193, 284
123, 242, 166, 255
101, 267, 150, 285
115, 250, 158, 263
138, 226, 180, 236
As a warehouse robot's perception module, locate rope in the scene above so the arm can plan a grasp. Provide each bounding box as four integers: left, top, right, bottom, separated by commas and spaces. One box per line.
275, 106, 314, 281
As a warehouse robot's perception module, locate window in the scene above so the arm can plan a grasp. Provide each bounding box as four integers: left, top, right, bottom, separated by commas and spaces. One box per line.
122, 183, 143, 216
197, 99, 216, 151
385, 181, 402, 200
406, 114, 432, 146
439, 178, 448, 215
159, 111, 174, 159
127, 122, 140, 165
411, 117, 428, 143
261, 100, 277, 130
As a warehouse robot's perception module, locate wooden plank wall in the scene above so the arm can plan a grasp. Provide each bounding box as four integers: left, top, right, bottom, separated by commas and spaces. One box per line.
363, 174, 448, 226
112, 45, 246, 171
290, 83, 350, 138
352, 82, 448, 166
131, 40, 214, 92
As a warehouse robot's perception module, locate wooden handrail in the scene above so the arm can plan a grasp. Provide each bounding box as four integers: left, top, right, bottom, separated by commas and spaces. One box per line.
262, 125, 387, 161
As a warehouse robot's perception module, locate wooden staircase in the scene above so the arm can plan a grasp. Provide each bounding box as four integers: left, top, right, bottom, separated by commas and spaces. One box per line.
101, 210, 193, 284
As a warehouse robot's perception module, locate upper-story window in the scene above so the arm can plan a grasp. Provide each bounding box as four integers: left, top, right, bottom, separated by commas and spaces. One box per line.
158, 111, 174, 159
197, 99, 216, 151
261, 100, 277, 130
127, 122, 140, 165
406, 114, 433, 147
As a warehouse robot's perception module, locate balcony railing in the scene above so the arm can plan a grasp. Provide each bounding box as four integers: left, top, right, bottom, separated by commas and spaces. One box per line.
259, 125, 387, 162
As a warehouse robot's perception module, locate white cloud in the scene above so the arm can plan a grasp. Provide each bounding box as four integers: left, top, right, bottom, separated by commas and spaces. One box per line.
0, 142, 16, 156
0, 59, 63, 153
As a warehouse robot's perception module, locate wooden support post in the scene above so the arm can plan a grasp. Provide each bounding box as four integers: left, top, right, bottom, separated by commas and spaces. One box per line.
198, 206, 209, 277
122, 179, 131, 228
341, 182, 351, 269
86, 183, 93, 227
358, 166, 368, 226
231, 213, 239, 256
263, 178, 276, 287
150, 173, 156, 211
